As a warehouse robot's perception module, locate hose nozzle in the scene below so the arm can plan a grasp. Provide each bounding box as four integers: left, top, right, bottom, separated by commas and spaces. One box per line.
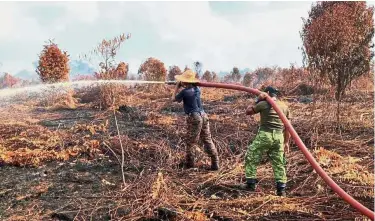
165, 81, 177, 85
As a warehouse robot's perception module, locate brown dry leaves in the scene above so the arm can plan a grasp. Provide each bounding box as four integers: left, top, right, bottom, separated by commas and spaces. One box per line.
0, 121, 108, 166
315, 147, 374, 187
151, 172, 167, 199
36, 40, 70, 83
139, 57, 167, 81
301, 2, 374, 100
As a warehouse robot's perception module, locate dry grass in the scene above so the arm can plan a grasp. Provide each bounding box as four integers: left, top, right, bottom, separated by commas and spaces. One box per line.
38, 87, 77, 110
0, 86, 373, 220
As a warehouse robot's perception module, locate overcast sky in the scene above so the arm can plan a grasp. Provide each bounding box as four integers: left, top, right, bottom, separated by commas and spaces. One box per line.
0, 1, 374, 77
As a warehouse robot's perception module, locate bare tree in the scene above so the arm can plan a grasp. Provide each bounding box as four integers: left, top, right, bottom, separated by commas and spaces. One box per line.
242, 72, 253, 87
231, 67, 242, 82
84, 33, 131, 109
193, 61, 202, 79
212, 72, 219, 82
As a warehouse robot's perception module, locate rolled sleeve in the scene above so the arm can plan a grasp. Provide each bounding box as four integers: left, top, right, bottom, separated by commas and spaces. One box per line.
253, 101, 268, 113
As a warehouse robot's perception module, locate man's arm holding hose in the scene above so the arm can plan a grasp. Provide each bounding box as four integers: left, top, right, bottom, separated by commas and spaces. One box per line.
245, 105, 256, 115
283, 129, 291, 153
246, 92, 268, 115
171, 82, 182, 102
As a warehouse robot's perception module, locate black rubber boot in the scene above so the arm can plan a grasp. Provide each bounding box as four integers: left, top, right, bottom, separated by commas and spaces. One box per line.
210, 157, 220, 171
276, 182, 286, 197
186, 161, 195, 169
185, 156, 195, 169
210, 162, 219, 171
239, 178, 257, 191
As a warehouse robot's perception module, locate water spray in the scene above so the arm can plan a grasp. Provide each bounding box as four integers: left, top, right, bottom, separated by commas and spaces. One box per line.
165, 81, 177, 85
0, 79, 167, 104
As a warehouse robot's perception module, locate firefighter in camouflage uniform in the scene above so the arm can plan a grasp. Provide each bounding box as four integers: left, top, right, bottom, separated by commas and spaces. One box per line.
171, 70, 220, 170
242, 86, 291, 196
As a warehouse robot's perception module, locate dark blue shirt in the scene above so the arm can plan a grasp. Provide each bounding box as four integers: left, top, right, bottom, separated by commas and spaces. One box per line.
175, 86, 204, 114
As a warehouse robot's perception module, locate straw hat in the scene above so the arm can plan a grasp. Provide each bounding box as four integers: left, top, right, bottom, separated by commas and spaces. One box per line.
175, 70, 200, 83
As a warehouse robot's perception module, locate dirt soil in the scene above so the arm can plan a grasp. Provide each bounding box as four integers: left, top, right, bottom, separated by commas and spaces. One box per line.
0, 87, 373, 221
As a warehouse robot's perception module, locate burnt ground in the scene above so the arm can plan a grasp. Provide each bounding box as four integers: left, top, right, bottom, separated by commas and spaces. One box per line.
0, 88, 373, 221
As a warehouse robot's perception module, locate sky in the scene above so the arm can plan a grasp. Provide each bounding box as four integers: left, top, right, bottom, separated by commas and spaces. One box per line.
0, 1, 374, 79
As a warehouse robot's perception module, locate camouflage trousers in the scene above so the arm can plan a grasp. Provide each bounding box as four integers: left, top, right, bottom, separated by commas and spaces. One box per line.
245, 129, 287, 183
185, 112, 219, 165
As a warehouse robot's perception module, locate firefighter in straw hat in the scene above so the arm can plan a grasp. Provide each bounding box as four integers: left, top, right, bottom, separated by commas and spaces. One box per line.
171, 70, 220, 170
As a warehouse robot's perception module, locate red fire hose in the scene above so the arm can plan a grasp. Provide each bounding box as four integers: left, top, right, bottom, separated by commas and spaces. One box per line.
197, 82, 374, 220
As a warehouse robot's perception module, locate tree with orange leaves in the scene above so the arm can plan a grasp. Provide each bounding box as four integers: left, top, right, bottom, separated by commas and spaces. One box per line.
114, 62, 129, 79
94, 61, 129, 80
36, 40, 70, 83
36, 40, 76, 108
138, 57, 167, 81
168, 65, 182, 81
0, 73, 20, 88
301, 2, 374, 104
201, 70, 213, 82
